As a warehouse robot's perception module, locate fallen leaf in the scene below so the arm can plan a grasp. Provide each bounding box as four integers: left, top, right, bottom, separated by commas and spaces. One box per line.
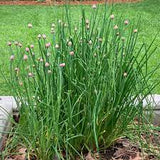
131, 152, 142, 160
15, 147, 27, 160
86, 152, 95, 160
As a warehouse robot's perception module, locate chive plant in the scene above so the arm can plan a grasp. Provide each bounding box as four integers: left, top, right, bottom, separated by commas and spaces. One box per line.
4, 4, 159, 160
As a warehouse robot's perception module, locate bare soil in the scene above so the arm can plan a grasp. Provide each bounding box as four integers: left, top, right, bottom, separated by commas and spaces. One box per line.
0, 0, 140, 6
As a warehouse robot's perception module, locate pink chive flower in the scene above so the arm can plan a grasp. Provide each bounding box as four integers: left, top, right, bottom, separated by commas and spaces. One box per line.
124, 20, 129, 25
23, 54, 28, 61
45, 42, 51, 48
42, 34, 46, 39
30, 44, 34, 48
45, 62, 50, 67
26, 47, 29, 52
110, 14, 115, 20
28, 23, 33, 28
10, 55, 14, 61
38, 34, 42, 39
69, 51, 74, 56
113, 25, 118, 30
134, 29, 138, 33
59, 63, 65, 67
8, 42, 12, 46
92, 4, 97, 9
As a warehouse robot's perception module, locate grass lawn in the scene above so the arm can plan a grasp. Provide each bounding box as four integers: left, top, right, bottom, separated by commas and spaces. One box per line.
0, 0, 160, 95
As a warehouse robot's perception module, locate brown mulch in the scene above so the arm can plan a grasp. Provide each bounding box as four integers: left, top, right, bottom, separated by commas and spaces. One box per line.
2, 137, 159, 160
0, 0, 140, 6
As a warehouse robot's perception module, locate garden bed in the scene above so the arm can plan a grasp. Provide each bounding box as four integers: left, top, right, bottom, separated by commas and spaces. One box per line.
0, 0, 140, 6
1, 130, 160, 160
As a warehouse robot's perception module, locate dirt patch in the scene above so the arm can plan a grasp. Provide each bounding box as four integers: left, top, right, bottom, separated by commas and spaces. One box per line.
0, 0, 141, 6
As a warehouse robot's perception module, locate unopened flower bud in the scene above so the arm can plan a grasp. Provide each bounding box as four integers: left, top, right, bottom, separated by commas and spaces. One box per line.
92, 4, 97, 9
45, 62, 50, 67
19, 43, 22, 48
86, 25, 90, 29
86, 19, 89, 25
28, 23, 32, 28
38, 34, 42, 39
45, 42, 51, 48
64, 23, 67, 27
28, 72, 34, 77
8, 42, 12, 46
23, 54, 28, 61
47, 52, 51, 57
116, 32, 120, 36
134, 29, 138, 33
48, 70, 52, 74
123, 72, 127, 77
10, 55, 14, 61
110, 14, 114, 20
99, 38, 103, 42
121, 37, 125, 41
68, 41, 72, 46
52, 23, 55, 27
69, 51, 74, 56
55, 44, 59, 49
114, 25, 118, 30
51, 28, 55, 34
15, 67, 19, 72
59, 63, 65, 67
26, 47, 29, 52
40, 58, 43, 62
124, 20, 129, 25
30, 44, 34, 48
42, 34, 46, 39
14, 41, 18, 46
88, 40, 92, 45
74, 27, 77, 32
19, 82, 23, 86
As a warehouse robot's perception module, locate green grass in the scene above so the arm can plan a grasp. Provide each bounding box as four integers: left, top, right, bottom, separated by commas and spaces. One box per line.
0, 0, 160, 95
